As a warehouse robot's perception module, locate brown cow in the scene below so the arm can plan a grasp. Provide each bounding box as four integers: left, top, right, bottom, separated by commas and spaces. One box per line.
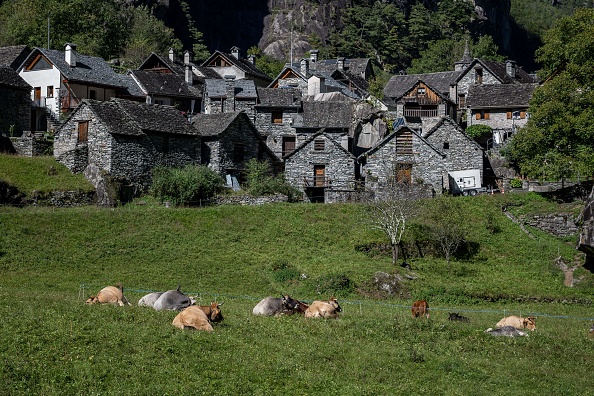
197, 302, 224, 323
172, 306, 214, 332
304, 297, 341, 319
86, 284, 130, 306
411, 300, 429, 318
496, 315, 536, 331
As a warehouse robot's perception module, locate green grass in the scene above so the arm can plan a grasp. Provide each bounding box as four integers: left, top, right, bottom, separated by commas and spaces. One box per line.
1, 196, 594, 394
0, 154, 94, 194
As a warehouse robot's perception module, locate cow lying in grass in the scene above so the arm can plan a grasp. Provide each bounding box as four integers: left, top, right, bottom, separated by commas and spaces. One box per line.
304, 297, 341, 319
448, 312, 470, 323
196, 302, 224, 323
252, 295, 301, 316
485, 326, 528, 337
152, 286, 193, 311
138, 292, 163, 308
172, 306, 214, 332
86, 284, 130, 306
496, 315, 536, 331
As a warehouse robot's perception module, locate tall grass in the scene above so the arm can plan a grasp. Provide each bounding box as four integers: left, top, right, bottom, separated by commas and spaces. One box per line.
1, 195, 593, 394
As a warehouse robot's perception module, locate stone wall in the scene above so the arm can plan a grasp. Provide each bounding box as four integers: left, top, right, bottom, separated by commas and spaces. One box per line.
214, 193, 288, 205
10, 134, 53, 157
521, 213, 579, 237
0, 87, 30, 137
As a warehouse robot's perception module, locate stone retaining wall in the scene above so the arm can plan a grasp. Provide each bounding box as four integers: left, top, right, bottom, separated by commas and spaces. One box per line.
521, 213, 579, 237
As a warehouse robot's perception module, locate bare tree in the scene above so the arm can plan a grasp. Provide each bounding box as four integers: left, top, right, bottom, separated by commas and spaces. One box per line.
363, 182, 419, 265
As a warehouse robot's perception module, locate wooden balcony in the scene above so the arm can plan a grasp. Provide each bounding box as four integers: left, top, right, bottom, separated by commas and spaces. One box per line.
303, 176, 332, 187
404, 108, 439, 118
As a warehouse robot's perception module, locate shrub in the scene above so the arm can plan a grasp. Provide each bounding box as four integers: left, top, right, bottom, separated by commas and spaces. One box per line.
465, 124, 492, 140
149, 164, 224, 206
510, 178, 523, 188
245, 159, 302, 201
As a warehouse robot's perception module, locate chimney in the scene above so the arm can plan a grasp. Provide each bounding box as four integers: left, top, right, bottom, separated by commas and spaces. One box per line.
224, 75, 236, 111
310, 50, 318, 63
506, 60, 516, 79
300, 58, 309, 76
184, 50, 191, 65
169, 48, 174, 62
337, 57, 345, 71
230, 46, 240, 59
248, 54, 256, 65
185, 65, 193, 86
65, 43, 77, 67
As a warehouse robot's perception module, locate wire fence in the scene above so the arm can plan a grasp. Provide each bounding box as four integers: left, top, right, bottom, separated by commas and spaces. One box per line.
79, 283, 594, 322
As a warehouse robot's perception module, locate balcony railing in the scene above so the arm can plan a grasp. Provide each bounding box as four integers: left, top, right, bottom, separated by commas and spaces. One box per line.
303, 177, 332, 187
404, 108, 439, 118
61, 96, 81, 110
33, 97, 46, 108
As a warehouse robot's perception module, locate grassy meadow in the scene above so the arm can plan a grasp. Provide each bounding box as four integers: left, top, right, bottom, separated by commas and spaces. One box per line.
1, 194, 594, 395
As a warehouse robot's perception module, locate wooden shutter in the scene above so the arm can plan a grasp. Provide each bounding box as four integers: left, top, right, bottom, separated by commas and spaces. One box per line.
484, 111, 490, 120
475, 112, 480, 120
396, 130, 413, 154
314, 165, 325, 186
314, 138, 325, 151
520, 111, 526, 119
282, 136, 295, 156
77, 121, 88, 143
507, 111, 512, 119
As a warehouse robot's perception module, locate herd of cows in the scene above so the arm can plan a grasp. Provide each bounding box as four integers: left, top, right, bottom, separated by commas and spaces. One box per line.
85, 284, 541, 337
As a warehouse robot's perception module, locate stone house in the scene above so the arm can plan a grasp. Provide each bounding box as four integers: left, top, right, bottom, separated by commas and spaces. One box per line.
0, 66, 31, 137
284, 130, 358, 203
254, 87, 303, 158
465, 83, 538, 145
359, 117, 484, 196
201, 46, 272, 87
202, 77, 258, 121
54, 98, 200, 189
190, 111, 280, 188
383, 77, 456, 134
0, 45, 31, 70
17, 44, 128, 133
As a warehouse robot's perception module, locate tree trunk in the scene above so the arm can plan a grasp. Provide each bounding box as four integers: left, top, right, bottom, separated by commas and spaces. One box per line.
392, 243, 399, 265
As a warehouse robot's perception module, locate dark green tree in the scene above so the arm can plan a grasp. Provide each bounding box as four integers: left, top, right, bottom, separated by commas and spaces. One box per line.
507, 8, 594, 179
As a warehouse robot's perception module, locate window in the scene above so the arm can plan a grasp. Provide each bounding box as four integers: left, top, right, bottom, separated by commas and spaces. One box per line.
77, 121, 88, 143
314, 138, 325, 151
27, 55, 52, 71
458, 94, 466, 108
271, 110, 283, 124
396, 130, 413, 154
475, 110, 490, 120
233, 142, 244, 163
475, 68, 483, 84
89, 89, 97, 100
162, 135, 169, 153
282, 136, 296, 157
443, 142, 450, 150
47, 86, 54, 98
417, 87, 426, 95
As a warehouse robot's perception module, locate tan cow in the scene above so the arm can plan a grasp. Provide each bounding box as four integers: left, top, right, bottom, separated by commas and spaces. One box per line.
411, 300, 429, 318
496, 315, 536, 331
172, 306, 214, 332
304, 297, 341, 319
86, 284, 130, 306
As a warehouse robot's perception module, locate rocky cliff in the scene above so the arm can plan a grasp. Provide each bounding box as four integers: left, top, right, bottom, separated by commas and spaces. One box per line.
155, 0, 513, 63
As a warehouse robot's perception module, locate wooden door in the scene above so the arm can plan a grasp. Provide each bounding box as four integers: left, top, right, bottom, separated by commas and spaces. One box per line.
314, 165, 325, 187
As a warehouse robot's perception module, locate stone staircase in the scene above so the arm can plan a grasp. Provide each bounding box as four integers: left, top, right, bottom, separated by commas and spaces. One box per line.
45, 108, 63, 134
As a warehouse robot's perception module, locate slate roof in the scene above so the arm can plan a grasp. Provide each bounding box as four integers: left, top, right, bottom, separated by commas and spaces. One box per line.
307, 58, 372, 78
331, 69, 370, 93
0, 45, 30, 70
256, 87, 302, 108
383, 71, 460, 100
190, 112, 243, 137
466, 83, 538, 108
117, 74, 145, 98
359, 125, 445, 160
201, 50, 272, 83
20, 48, 126, 88
301, 101, 352, 129
0, 66, 31, 90
422, 117, 483, 151
284, 130, 357, 161
79, 98, 196, 137
129, 70, 201, 98
204, 78, 257, 99
459, 59, 536, 84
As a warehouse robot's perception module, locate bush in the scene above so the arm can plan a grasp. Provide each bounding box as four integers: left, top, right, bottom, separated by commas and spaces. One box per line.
149, 164, 224, 206
465, 124, 492, 140
510, 178, 523, 188
245, 159, 302, 201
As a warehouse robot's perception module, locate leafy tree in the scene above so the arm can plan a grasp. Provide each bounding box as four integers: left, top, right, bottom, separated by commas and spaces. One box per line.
247, 46, 284, 79
179, 0, 209, 62
408, 39, 458, 74
424, 195, 467, 270
507, 8, 594, 179
465, 124, 492, 140
472, 35, 505, 62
